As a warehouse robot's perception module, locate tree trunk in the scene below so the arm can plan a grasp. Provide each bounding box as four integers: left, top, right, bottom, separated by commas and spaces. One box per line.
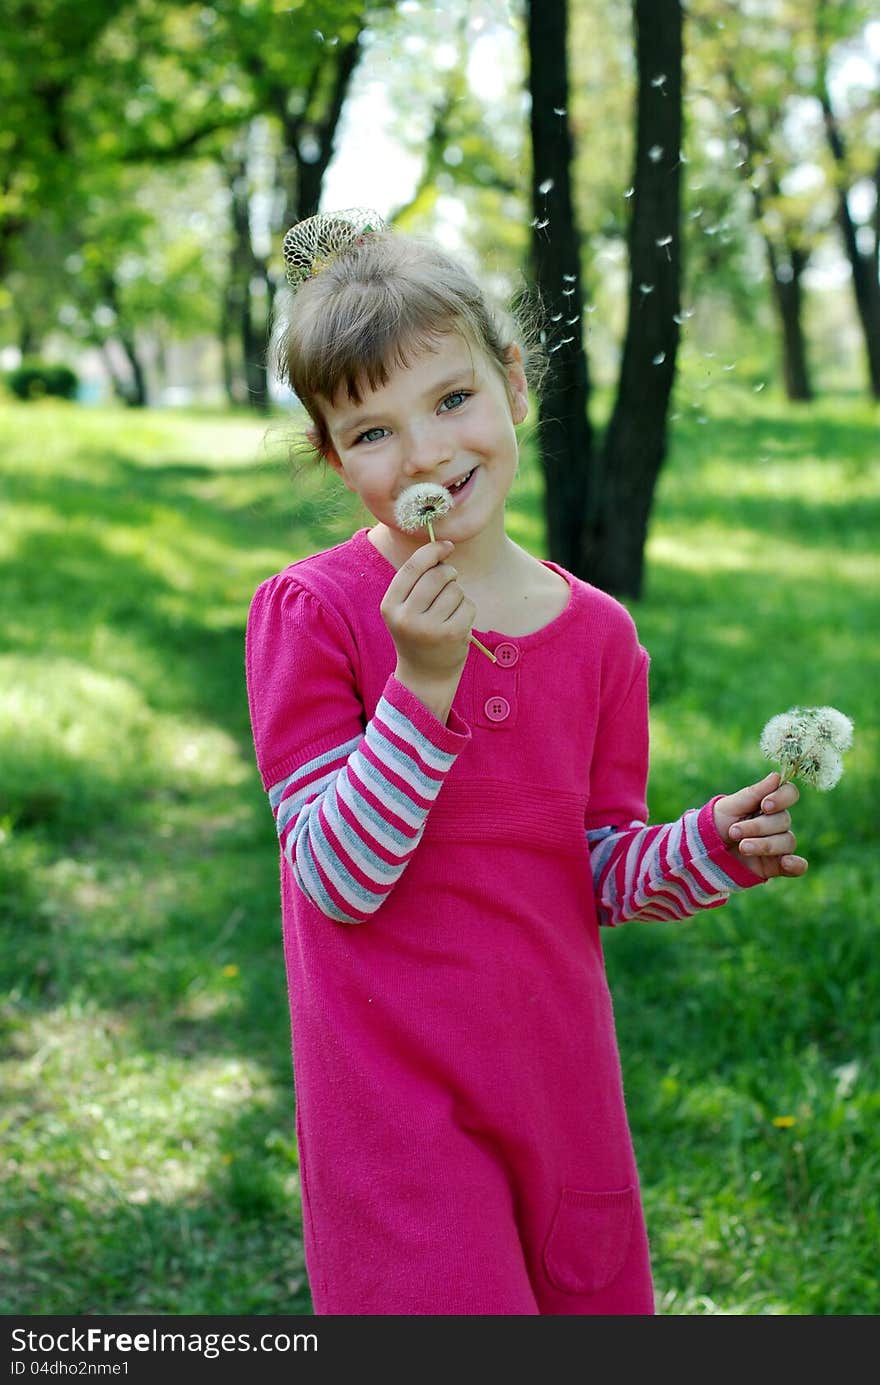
816, 49, 880, 397
581, 0, 683, 598
225, 146, 270, 414
525, 0, 594, 571
102, 273, 149, 406
765, 242, 812, 402
721, 64, 813, 403
294, 36, 362, 223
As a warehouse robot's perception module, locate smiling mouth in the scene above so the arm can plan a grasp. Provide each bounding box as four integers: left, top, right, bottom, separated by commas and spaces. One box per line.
448, 468, 476, 494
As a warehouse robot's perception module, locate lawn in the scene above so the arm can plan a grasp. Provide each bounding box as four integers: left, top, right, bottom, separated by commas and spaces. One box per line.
1, 387, 877, 1315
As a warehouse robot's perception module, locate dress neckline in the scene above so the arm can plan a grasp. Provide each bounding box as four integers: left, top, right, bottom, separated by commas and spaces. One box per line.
352, 527, 579, 647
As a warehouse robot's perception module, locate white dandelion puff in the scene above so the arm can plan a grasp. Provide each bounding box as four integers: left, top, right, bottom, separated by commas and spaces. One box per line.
812, 706, 854, 752
394, 483, 452, 535
759, 706, 853, 791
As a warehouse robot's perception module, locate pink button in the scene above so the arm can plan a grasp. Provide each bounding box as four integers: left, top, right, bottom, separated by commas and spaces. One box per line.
494, 642, 519, 667
484, 695, 510, 722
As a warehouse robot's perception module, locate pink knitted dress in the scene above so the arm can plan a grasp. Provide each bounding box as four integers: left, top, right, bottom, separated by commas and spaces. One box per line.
245, 528, 758, 1315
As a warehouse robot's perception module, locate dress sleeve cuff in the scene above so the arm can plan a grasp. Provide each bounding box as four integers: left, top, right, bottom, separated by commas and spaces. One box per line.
697, 796, 765, 891
382, 675, 472, 753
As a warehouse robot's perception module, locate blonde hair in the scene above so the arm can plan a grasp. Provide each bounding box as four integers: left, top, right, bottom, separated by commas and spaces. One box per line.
271, 227, 543, 458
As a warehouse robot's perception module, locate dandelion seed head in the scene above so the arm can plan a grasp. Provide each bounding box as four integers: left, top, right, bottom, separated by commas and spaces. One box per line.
812, 706, 854, 752
394, 483, 453, 533
759, 705, 852, 791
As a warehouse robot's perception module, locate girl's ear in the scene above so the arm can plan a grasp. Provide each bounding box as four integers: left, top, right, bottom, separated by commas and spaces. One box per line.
505, 344, 529, 425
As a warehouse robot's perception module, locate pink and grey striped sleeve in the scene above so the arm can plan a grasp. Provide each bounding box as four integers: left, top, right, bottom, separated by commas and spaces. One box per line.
246, 574, 470, 924
582, 629, 761, 927
587, 798, 762, 927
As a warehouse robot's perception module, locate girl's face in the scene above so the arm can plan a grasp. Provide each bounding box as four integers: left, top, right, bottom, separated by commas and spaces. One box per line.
319, 332, 529, 546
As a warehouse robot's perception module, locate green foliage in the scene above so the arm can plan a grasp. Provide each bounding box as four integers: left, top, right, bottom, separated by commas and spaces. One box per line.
5, 358, 79, 400
0, 383, 878, 1315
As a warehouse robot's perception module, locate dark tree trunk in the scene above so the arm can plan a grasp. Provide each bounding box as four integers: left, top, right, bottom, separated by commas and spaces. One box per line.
118, 330, 148, 406
722, 64, 814, 403
525, 0, 594, 571
816, 22, 880, 399
225, 147, 270, 414
293, 36, 362, 223
581, 0, 683, 598
18, 316, 40, 357
765, 241, 813, 401
102, 273, 148, 406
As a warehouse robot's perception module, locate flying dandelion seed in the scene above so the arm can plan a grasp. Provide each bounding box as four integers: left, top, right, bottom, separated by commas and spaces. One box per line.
651, 73, 667, 88
648, 145, 664, 162
553, 106, 567, 116
538, 178, 555, 195
653, 352, 666, 365
624, 187, 635, 199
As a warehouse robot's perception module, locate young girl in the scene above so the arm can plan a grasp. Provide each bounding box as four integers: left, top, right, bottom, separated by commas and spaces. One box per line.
245, 209, 807, 1316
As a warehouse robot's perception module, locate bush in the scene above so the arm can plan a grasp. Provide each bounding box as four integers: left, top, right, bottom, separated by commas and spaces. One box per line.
5, 358, 79, 401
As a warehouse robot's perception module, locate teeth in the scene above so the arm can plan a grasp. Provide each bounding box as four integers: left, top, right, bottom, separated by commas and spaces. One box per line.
450, 469, 474, 493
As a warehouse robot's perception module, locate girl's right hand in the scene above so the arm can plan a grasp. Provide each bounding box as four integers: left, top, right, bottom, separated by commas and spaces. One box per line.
380, 539, 474, 720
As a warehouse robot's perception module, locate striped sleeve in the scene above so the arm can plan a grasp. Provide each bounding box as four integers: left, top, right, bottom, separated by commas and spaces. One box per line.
269, 683, 467, 923
587, 797, 763, 927
246, 573, 470, 924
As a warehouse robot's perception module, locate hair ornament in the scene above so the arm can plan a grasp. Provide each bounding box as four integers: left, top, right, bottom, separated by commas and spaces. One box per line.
281, 207, 387, 287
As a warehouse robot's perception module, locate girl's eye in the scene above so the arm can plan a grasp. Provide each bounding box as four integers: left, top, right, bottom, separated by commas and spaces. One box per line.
354, 426, 388, 445
439, 390, 470, 413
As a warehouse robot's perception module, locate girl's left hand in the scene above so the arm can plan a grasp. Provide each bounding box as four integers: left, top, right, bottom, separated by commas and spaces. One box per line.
713, 771, 808, 879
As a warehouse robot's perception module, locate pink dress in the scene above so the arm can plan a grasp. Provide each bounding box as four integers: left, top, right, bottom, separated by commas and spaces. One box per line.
245, 528, 758, 1314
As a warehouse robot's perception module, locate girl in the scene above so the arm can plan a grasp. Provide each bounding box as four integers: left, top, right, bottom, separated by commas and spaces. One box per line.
245, 209, 807, 1316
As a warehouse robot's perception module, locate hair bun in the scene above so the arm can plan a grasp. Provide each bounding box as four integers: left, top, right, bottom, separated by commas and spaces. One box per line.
281, 207, 387, 287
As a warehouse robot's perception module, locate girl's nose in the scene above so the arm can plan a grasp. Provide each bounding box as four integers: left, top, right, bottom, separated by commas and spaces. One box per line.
402, 425, 451, 475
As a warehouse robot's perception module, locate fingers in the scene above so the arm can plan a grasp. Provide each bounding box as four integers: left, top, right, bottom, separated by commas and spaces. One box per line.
756, 777, 799, 815
390, 539, 455, 603
779, 854, 808, 877
729, 805, 792, 845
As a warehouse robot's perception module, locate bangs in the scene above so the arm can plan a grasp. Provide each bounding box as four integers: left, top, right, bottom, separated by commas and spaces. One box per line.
285, 276, 472, 408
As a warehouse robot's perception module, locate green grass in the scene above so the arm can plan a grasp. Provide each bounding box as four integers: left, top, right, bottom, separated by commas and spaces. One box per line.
1, 388, 877, 1315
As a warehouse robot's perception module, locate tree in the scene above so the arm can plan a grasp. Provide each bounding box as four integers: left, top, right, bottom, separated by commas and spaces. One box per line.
525, 0, 593, 567
526, 0, 684, 598
815, 0, 880, 397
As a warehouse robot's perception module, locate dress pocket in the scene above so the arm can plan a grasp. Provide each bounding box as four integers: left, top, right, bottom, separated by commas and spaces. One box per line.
543, 1185, 634, 1295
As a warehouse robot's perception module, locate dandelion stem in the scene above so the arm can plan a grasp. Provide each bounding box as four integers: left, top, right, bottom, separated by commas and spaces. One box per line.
426, 519, 497, 664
